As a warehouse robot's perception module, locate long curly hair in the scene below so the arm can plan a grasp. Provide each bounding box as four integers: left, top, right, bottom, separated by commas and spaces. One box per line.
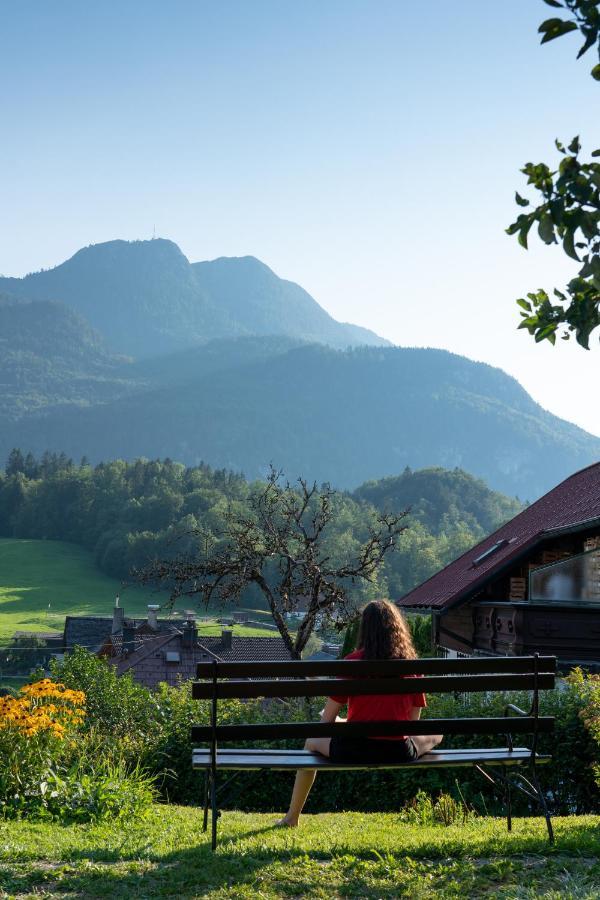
356, 599, 417, 660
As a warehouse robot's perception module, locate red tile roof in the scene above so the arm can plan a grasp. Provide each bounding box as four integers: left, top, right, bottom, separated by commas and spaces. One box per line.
398, 462, 600, 610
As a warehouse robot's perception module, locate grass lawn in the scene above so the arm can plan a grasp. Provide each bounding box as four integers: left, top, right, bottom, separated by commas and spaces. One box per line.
0, 540, 280, 642
1, 807, 599, 898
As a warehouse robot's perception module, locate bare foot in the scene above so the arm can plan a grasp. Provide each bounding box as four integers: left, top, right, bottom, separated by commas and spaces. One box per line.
274, 815, 298, 828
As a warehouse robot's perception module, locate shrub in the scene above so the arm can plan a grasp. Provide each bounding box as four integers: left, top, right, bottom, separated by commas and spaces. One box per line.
39, 758, 157, 823
0, 678, 85, 818
567, 668, 600, 791
401, 789, 474, 826
49, 648, 164, 763
36, 656, 599, 817
170, 681, 599, 815
0, 674, 157, 823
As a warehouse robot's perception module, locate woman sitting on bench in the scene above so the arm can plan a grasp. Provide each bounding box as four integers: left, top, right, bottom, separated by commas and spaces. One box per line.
277, 599, 443, 828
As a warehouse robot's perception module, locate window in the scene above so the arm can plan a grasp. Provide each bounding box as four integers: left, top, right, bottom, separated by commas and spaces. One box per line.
472, 539, 509, 567
529, 548, 600, 606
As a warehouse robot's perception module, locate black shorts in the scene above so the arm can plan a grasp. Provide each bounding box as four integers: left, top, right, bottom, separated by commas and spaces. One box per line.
328, 736, 418, 764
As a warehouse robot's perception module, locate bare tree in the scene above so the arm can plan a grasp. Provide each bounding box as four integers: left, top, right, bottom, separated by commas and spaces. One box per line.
140, 468, 408, 659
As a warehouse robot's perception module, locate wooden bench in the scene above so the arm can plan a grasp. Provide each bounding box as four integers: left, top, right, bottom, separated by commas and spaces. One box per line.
191, 654, 556, 849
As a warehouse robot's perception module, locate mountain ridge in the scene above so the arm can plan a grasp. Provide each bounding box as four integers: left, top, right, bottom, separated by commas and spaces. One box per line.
0, 239, 390, 357
2, 339, 598, 500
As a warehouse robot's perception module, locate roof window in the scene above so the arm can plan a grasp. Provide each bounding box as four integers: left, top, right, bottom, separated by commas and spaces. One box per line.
472, 539, 510, 568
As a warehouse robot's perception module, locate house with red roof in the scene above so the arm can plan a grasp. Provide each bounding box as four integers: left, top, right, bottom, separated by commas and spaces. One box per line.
397, 463, 600, 665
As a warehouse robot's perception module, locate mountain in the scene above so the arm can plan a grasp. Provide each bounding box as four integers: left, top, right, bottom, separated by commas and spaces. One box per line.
353, 467, 524, 535
4, 342, 599, 499
0, 297, 138, 420
0, 239, 389, 357
192, 255, 388, 349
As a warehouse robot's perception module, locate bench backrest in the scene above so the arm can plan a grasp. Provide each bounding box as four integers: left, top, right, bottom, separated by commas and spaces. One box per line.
191, 655, 556, 743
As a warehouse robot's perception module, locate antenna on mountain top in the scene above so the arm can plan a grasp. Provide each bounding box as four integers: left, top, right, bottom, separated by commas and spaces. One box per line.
152, 224, 156, 239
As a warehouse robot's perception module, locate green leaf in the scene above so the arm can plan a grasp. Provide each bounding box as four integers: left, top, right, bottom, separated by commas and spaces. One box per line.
555, 139, 566, 153
592, 63, 600, 81
542, 0, 563, 7
515, 192, 529, 207
538, 213, 556, 244
535, 324, 557, 343
568, 135, 581, 154
516, 298, 532, 311
591, 149, 600, 158
539, 18, 578, 43
577, 27, 598, 58
563, 229, 580, 261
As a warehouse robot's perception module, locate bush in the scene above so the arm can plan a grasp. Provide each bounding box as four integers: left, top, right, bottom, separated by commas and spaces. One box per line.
0, 675, 157, 823
0, 678, 85, 818
38, 758, 157, 823
49, 648, 164, 763
567, 668, 600, 792
37, 654, 599, 817
169, 681, 599, 815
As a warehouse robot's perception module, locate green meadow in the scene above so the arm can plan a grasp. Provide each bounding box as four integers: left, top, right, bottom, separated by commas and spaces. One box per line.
2, 808, 599, 898
0, 539, 278, 642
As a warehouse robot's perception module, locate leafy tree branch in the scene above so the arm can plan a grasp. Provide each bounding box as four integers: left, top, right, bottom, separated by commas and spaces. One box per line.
507, 0, 600, 348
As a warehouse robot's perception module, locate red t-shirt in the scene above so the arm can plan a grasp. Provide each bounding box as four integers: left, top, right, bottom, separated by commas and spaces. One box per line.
329, 648, 427, 740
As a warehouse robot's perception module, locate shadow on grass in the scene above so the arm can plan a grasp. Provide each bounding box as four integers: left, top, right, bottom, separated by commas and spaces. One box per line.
1, 816, 599, 898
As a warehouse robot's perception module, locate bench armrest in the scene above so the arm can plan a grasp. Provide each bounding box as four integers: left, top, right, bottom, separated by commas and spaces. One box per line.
504, 702, 537, 753
504, 703, 529, 718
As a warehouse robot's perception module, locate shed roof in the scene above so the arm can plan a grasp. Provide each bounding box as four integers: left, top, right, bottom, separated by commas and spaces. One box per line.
397, 462, 600, 611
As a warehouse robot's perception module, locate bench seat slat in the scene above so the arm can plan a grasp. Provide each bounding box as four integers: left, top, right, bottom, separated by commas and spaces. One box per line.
196, 656, 556, 679
191, 672, 555, 700
192, 747, 550, 771
191, 716, 554, 742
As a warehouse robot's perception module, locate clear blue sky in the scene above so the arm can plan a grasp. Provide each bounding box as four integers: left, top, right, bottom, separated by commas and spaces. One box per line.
1, 0, 599, 436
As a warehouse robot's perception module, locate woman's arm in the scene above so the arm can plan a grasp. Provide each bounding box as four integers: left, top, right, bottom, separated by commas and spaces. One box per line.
320, 699, 343, 722
409, 705, 422, 721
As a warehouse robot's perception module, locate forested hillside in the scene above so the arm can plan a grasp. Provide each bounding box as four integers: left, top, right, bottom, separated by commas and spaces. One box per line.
4, 342, 597, 499
0, 452, 520, 602
0, 298, 137, 419
353, 467, 523, 535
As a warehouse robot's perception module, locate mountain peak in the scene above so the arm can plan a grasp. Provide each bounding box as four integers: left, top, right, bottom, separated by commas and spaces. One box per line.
0, 238, 389, 356
67, 238, 189, 268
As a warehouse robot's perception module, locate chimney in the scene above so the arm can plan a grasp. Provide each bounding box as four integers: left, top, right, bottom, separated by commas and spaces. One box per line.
122, 622, 135, 655
111, 595, 124, 635
147, 604, 160, 631
182, 612, 197, 649
221, 628, 233, 650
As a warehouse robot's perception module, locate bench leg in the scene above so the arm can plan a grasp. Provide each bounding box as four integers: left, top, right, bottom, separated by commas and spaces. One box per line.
530, 767, 554, 844
504, 767, 512, 833
203, 770, 209, 833
211, 771, 218, 851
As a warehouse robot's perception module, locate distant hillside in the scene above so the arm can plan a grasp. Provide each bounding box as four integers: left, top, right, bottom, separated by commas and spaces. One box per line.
5, 342, 599, 499
353, 467, 524, 535
0, 239, 389, 357
0, 298, 137, 419
0, 538, 159, 641
121, 334, 305, 388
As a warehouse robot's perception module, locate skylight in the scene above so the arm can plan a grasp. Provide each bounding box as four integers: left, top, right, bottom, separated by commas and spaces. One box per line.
472, 539, 510, 567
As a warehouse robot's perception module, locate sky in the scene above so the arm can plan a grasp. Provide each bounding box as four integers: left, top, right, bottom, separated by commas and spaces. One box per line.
1, 0, 599, 436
